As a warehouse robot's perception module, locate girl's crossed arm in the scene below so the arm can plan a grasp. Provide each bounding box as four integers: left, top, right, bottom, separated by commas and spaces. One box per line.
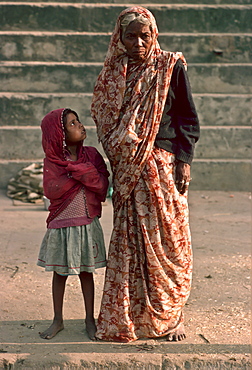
43, 158, 77, 200
66, 150, 109, 201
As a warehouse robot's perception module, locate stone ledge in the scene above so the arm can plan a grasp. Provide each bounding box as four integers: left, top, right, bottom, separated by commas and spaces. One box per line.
0, 160, 251, 191
1, 33, 251, 63
0, 0, 250, 3
0, 352, 250, 370
0, 63, 251, 94
0, 126, 251, 160
1, 4, 251, 33
0, 93, 251, 127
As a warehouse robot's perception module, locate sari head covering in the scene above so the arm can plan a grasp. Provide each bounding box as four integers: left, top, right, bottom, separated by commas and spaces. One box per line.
91, 6, 186, 212
120, 12, 153, 40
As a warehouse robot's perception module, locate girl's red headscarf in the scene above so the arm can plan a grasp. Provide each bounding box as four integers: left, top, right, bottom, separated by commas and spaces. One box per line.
41, 109, 87, 223
41, 108, 84, 166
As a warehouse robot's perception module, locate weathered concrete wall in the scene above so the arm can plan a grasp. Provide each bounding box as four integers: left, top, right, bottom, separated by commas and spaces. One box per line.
0, 1, 251, 190
1, 126, 251, 161
1, 34, 251, 63
1, 4, 252, 33
1, 63, 251, 94
1, 94, 251, 127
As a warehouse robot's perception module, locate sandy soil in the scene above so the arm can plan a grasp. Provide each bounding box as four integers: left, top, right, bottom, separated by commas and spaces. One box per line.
0, 190, 251, 368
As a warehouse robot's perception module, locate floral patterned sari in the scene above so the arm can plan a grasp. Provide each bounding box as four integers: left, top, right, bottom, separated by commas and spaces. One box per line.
91, 6, 192, 342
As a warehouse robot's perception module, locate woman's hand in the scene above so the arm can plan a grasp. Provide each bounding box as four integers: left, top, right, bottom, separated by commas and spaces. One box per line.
175, 161, 191, 194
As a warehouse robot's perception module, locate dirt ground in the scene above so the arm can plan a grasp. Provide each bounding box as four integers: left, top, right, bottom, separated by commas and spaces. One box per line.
0, 190, 251, 369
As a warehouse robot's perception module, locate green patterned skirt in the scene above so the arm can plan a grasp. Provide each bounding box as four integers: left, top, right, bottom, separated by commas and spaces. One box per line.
37, 217, 106, 275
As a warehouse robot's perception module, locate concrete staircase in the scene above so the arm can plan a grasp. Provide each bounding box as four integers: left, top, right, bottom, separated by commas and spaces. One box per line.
0, 0, 251, 191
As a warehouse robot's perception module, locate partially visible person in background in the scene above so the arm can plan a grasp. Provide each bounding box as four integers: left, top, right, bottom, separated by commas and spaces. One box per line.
37, 108, 109, 340
91, 6, 200, 342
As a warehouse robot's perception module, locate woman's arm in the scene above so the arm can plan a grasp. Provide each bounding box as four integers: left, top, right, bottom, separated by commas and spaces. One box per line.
173, 59, 200, 193
173, 59, 200, 165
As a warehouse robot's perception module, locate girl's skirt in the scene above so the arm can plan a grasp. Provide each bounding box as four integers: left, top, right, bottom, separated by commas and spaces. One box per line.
37, 217, 106, 275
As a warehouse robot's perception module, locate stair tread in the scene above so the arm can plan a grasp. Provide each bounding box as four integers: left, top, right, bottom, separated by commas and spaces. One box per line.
0, 0, 251, 190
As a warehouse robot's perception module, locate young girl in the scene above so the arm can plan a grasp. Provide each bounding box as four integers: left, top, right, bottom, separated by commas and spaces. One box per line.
37, 108, 109, 340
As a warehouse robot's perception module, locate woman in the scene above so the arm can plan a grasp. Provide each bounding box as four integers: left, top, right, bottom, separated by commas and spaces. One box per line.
91, 6, 200, 342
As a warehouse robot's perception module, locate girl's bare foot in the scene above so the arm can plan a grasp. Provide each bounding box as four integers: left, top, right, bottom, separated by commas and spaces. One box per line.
85, 318, 97, 340
166, 323, 186, 342
39, 319, 64, 340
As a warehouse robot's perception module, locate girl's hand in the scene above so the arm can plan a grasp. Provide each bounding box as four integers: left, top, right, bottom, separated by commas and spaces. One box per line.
66, 162, 93, 181
175, 161, 191, 194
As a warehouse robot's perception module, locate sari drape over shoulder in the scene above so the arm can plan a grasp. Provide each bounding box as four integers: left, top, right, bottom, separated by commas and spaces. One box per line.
91, 6, 192, 342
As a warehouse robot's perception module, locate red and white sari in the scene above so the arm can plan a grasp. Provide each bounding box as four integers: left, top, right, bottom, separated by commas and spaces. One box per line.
91, 6, 192, 342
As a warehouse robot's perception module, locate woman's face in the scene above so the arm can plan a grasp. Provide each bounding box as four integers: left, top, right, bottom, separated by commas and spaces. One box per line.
121, 21, 153, 61
64, 112, 86, 144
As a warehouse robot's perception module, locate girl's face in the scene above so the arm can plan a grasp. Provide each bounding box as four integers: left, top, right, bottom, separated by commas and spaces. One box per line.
121, 21, 153, 61
64, 113, 86, 144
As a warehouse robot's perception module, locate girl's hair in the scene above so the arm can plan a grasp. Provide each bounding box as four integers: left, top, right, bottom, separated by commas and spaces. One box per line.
62, 108, 80, 126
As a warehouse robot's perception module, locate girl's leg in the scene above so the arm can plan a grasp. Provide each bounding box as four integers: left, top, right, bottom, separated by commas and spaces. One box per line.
39, 272, 67, 339
79, 271, 96, 340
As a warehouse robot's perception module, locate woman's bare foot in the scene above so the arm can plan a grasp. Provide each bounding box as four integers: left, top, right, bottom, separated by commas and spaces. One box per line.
166, 323, 186, 342
85, 318, 97, 340
39, 319, 64, 340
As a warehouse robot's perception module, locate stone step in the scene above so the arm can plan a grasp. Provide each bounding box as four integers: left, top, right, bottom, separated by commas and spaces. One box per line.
1, 3, 251, 33
0, 93, 96, 127
0, 1, 250, 192
0, 126, 103, 160
1, 62, 252, 94
194, 126, 251, 160
0, 126, 250, 160
191, 159, 251, 191
0, 93, 251, 127
0, 159, 250, 191
1, 32, 251, 64
0, 0, 250, 4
